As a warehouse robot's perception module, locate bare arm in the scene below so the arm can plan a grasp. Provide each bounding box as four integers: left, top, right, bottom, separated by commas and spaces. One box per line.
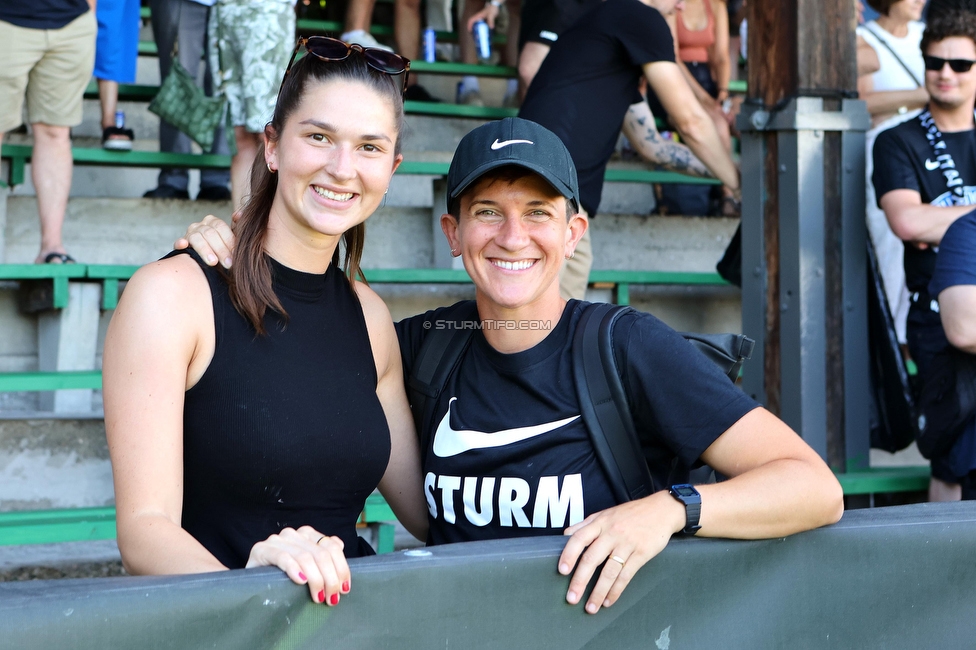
879, 189, 972, 246
356, 283, 429, 541
558, 407, 842, 614
622, 101, 712, 178
644, 61, 739, 189
938, 285, 976, 353
708, 0, 731, 103
857, 71, 927, 125
104, 257, 228, 576
856, 34, 881, 76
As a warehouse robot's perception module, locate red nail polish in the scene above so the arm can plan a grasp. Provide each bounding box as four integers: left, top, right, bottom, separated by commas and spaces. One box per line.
341, 580, 350, 593
298, 572, 307, 582
330, 593, 339, 606
317, 590, 325, 603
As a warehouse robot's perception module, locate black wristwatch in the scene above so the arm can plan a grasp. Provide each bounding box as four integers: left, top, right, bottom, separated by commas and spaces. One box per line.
668, 484, 702, 535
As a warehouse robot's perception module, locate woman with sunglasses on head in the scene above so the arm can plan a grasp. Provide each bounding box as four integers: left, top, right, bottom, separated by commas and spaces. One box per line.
103, 38, 427, 607
178, 118, 844, 616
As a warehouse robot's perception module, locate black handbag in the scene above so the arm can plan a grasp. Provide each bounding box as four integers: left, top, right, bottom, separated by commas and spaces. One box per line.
866, 239, 919, 452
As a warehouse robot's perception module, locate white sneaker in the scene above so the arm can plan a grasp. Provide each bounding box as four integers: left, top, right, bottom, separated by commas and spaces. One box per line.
341, 30, 394, 52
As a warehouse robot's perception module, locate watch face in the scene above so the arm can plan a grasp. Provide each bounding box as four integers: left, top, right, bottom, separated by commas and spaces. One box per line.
674, 485, 697, 498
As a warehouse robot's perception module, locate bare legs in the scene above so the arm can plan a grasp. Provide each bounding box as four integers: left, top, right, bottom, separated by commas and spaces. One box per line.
231, 127, 264, 211
30, 123, 73, 262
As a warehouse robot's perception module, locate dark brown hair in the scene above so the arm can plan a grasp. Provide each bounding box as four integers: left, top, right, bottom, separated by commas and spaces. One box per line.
866, 0, 900, 16
447, 165, 579, 219
921, 9, 976, 53
229, 49, 404, 335
928, 0, 976, 25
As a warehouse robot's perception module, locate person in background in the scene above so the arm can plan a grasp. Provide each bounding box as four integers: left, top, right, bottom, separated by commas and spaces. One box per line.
649, 0, 736, 217
873, 10, 976, 501
518, 0, 739, 300
146, 0, 231, 202
95, 0, 141, 151
928, 208, 976, 498
858, 0, 928, 346
208, 0, 296, 210
0, 0, 96, 264
456, 0, 521, 107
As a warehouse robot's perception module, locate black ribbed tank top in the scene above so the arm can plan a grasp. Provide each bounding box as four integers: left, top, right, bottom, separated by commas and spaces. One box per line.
177, 251, 391, 568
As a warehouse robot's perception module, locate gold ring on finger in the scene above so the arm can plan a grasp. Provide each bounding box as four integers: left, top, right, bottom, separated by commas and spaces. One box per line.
316, 536, 327, 546
610, 555, 626, 567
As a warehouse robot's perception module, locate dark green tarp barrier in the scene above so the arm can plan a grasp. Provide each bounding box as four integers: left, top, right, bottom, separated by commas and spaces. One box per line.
2, 503, 976, 648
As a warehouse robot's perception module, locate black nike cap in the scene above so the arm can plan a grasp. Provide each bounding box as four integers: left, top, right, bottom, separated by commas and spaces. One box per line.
447, 117, 580, 213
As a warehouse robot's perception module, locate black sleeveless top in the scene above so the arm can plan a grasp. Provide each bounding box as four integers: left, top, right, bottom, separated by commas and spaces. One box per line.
177, 251, 391, 568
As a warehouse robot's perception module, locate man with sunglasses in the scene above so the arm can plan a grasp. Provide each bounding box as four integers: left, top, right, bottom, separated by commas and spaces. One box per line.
873, 9, 976, 501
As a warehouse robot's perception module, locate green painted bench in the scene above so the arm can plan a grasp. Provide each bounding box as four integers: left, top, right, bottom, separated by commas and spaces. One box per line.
0, 493, 397, 553
1, 143, 721, 188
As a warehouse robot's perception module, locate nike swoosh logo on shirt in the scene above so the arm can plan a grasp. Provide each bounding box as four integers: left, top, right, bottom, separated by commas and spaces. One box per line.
925, 158, 941, 171
491, 138, 534, 150
432, 397, 580, 457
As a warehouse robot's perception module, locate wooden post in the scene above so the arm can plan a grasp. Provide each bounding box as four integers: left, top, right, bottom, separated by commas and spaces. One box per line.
740, 0, 867, 470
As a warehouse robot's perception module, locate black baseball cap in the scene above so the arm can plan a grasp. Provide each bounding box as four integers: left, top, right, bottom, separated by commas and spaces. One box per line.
447, 117, 580, 212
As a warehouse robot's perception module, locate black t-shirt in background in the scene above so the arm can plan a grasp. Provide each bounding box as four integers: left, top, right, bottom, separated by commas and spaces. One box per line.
519, 0, 675, 217
0, 0, 89, 30
872, 118, 976, 295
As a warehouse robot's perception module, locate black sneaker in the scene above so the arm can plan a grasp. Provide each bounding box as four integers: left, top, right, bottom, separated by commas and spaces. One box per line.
404, 84, 441, 103
196, 185, 232, 201
143, 185, 190, 200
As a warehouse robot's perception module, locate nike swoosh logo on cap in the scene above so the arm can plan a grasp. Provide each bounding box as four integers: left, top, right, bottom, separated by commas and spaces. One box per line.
432, 397, 580, 457
925, 158, 941, 171
491, 139, 534, 150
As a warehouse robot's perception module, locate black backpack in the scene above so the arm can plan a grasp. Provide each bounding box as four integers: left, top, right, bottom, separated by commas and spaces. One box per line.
406, 301, 754, 503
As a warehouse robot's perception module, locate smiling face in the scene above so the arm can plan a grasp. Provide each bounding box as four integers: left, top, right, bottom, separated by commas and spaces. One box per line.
441, 171, 587, 315
924, 36, 976, 112
264, 78, 402, 253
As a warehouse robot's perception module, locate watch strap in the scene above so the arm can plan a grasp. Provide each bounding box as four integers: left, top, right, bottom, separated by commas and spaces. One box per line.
669, 484, 702, 535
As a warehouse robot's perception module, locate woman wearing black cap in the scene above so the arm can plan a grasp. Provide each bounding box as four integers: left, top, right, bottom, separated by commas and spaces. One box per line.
177, 117, 844, 615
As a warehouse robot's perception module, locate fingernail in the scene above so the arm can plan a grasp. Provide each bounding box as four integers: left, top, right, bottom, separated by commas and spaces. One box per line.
341, 580, 350, 593
330, 593, 339, 606
224, 257, 233, 268
298, 572, 307, 583
567, 591, 578, 604
603, 599, 612, 608
586, 603, 598, 614
207, 254, 217, 265
317, 590, 325, 603
558, 563, 569, 574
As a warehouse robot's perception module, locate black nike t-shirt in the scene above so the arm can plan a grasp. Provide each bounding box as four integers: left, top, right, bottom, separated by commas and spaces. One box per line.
872, 116, 976, 295
518, 0, 675, 217
396, 300, 758, 546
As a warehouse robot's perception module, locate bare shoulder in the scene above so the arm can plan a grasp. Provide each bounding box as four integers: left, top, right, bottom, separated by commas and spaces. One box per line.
124, 254, 210, 304
353, 280, 398, 374
353, 280, 394, 331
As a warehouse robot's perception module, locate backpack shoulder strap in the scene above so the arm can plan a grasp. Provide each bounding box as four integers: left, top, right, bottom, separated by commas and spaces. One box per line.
406, 301, 479, 462
573, 302, 654, 503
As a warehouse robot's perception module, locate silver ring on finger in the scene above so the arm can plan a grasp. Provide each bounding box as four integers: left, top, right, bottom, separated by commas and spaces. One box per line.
609, 554, 626, 568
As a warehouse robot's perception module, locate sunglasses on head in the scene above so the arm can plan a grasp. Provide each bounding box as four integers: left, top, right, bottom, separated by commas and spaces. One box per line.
923, 54, 976, 73
278, 36, 411, 96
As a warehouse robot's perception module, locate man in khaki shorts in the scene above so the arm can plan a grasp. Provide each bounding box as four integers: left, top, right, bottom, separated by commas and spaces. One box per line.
0, 1, 96, 264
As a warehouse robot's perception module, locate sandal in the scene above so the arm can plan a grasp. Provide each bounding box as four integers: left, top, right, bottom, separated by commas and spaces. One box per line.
42, 252, 77, 264
102, 126, 134, 152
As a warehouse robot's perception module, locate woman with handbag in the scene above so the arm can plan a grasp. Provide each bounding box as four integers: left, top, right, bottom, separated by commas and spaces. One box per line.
175, 117, 844, 616
104, 38, 429, 608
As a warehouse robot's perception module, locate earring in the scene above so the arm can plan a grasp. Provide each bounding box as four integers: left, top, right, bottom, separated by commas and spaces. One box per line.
566, 251, 575, 259
267, 163, 276, 173
451, 248, 460, 257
